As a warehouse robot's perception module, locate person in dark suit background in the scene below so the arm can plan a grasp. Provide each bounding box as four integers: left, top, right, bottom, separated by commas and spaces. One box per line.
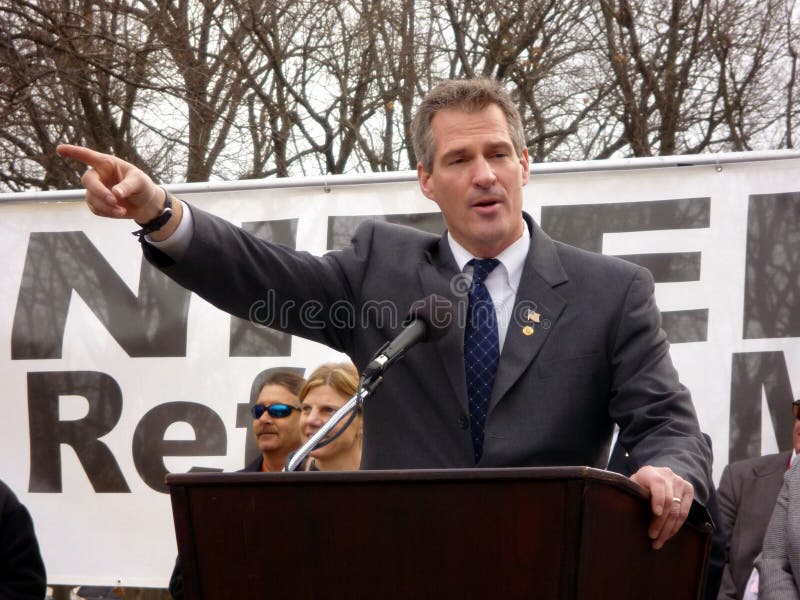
58, 78, 711, 550
0, 479, 47, 600
717, 399, 800, 599
756, 458, 800, 600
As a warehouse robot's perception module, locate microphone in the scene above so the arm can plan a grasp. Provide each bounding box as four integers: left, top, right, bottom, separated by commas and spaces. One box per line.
286, 295, 453, 472
362, 294, 454, 381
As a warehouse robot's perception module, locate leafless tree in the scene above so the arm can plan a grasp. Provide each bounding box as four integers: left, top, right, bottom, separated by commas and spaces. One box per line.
706, 0, 794, 151
784, 0, 800, 148
2, 0, 799, 192
0, 0, 163, 190
593, 0, 715, 156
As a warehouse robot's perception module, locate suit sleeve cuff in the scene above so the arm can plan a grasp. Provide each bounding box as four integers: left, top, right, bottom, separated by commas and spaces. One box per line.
145, 199, 194, 260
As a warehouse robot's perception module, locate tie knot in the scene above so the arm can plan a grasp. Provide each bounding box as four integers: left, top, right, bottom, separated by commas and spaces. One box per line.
468, 258, 500, 286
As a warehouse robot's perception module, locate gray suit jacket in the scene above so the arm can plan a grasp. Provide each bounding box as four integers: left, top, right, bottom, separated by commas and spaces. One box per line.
757, 462, 800, 600
145, 207, 710, 501
717, 451, 791, 600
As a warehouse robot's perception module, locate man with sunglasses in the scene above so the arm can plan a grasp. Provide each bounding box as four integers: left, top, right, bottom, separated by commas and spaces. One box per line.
246, 370, 306, 473
717, 399, 800, 600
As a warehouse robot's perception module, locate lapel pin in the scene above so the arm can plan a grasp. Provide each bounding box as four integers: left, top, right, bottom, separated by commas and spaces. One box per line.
527, 311, 541, 323
522, 325, 534, 336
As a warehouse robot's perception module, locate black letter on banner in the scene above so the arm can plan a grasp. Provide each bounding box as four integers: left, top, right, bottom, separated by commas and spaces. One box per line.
230, 220, 297, 357
27, 371, 129, 493
235, 367, 305, 469
132, 402, 226, 493
11, 232, 190, 359
326, 213, 445, 251
729, 351, 795, 463
541, 198, 710, 343
743, 192, 800, 338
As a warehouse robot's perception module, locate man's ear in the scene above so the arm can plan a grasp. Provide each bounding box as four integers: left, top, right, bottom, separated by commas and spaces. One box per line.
519, 147, 530, 185
417, 162, 437, 202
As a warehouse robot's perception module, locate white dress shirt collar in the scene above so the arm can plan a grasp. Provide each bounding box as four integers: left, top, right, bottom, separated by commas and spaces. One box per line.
447, 222, 530, 293
446, 222, 530, 351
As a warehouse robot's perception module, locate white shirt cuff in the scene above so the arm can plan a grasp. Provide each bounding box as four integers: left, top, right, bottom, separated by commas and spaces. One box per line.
145, 199, 194, 260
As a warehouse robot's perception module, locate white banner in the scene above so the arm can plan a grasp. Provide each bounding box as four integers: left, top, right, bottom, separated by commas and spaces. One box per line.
1, 153, 799, 585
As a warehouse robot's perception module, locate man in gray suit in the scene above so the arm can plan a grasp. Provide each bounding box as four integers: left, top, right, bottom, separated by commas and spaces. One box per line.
717, 399, 800, 599
58, 78, 710, 549
757, 451, 800, 600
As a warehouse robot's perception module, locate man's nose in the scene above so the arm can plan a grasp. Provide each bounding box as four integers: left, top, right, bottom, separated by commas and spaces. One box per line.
472, 157, 496, 188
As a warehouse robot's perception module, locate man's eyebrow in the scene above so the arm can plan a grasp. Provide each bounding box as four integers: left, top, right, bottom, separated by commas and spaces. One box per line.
486, 140, 514, 152
438, 139, 514, 163
439, 147, 469, 162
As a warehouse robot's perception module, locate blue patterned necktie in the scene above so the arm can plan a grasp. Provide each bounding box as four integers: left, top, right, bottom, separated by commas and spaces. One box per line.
464, 258, 500, 463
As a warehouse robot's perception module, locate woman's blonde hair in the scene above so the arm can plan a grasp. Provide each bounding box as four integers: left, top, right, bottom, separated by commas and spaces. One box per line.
299, 362, 359, 403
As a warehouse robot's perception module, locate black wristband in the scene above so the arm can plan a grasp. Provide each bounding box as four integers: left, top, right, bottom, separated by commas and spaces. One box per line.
132, 188, 173, 238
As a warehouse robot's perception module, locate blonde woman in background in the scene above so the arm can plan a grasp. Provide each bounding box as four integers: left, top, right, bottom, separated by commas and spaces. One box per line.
298, 363, 363, 471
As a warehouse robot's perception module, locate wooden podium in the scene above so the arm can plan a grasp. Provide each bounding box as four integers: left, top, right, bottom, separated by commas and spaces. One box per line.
167, 467, 712, 599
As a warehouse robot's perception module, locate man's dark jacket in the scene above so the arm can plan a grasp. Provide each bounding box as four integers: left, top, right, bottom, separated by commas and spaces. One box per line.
717, 451, 791, 599
146, 207, 711, 502
0, 480, 47, 599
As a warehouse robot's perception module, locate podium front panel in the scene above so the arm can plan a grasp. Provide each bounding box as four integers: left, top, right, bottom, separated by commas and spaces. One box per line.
167, 467, 710, 599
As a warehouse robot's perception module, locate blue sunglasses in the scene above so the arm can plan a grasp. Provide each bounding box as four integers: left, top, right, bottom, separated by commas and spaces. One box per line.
251, 403, 300, 419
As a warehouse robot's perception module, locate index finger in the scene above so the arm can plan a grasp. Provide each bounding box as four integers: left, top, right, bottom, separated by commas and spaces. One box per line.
56, 144, 111, 169
57, 144, 122, 211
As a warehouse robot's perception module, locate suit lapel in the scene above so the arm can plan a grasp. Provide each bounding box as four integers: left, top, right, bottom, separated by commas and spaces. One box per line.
752, 451, 792, 478
418, 235, 470, 412
490, 218, 568, 411
417, 217, 569, 414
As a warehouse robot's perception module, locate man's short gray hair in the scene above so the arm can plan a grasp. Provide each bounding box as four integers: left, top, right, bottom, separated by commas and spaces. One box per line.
411, 78, 526, 172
